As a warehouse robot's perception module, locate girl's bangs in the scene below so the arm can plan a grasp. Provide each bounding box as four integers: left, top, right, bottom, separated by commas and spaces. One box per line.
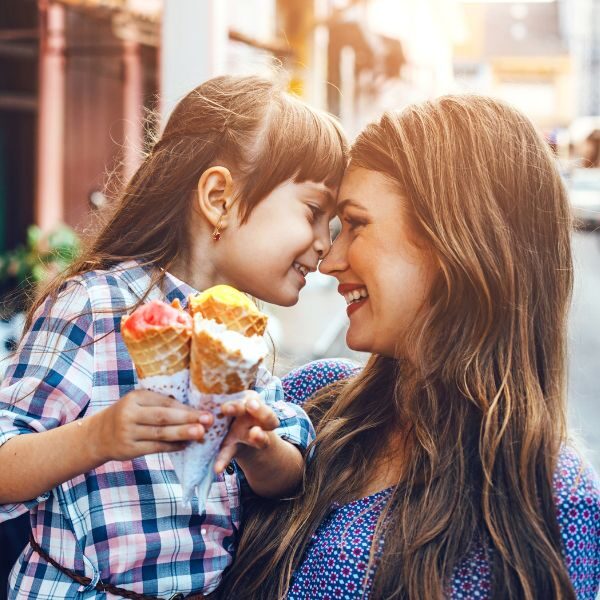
263, 100, 346, 189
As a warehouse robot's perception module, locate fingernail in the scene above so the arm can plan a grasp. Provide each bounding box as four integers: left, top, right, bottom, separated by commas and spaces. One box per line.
199, 414, 211, 425
189, 425, 203, 436
248, 399, 259, 410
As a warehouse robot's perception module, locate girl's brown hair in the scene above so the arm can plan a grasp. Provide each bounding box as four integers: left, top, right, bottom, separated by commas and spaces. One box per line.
23, 74, 346, 332
220, 95, 575, 599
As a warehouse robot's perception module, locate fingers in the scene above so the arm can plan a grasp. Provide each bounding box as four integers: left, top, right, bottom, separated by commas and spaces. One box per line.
245, 398, 280, 431
221, 392, 280, 431
136, 441, 188, 456
220, 400, 247, 419
247, 425, 270, 449
214, 442, 237, 474
109, 391, 213, 462
214, 425, 272, 473
137, 406, 213, 428
135, 423, 206, 443
132, 391, 213, 427
122, 390, 280, 467
135, 391, 186, 408
135, 392, 210, 419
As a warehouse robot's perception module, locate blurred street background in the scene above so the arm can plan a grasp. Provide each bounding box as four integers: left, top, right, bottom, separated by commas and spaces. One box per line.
0, 0, 599, 592
1, 0, 599, 465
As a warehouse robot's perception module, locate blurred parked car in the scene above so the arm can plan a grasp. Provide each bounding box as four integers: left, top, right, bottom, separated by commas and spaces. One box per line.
567, 168, 600, 231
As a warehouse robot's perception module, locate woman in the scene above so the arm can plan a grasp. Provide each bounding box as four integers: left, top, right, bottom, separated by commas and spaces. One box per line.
220, 95, 600, 599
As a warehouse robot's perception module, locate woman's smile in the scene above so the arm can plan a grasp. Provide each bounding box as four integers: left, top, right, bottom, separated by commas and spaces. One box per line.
338, 283, 370, 316
320, 167, 435, 358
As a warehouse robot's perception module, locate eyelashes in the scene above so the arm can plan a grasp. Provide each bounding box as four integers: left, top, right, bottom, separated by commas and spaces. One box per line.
308, 204, 325, 223
343, 216, 366, 231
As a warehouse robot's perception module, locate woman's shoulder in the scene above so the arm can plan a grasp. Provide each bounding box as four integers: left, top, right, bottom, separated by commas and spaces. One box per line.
553, 446, 600, 527
553, 446, 600, 593
554, 445, 600, 507
282, 358, 362, 405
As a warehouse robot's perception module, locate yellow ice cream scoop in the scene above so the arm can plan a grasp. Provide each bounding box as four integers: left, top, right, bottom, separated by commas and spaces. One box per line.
188, 285, 268, 337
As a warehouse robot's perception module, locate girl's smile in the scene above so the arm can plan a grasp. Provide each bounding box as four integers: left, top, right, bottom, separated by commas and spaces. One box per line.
293, 262, 312, 278
214, 179, 335, 306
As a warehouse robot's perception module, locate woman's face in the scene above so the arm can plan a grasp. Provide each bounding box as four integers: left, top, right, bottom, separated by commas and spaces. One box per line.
320, 167, 436, 358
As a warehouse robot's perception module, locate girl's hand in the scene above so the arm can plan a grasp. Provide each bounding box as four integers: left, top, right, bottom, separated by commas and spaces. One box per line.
92, 390, 214, 462
214, 391, 280, 473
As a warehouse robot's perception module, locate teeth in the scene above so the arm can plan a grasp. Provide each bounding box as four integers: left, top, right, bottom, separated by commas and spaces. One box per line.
342, 288, 368, 305
294, 262, 309, 277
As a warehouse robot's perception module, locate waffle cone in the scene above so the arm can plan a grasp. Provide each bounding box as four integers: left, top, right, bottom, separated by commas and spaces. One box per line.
189, 289, 268, 337
121, 321, 191, 378
190, 330, 260, 394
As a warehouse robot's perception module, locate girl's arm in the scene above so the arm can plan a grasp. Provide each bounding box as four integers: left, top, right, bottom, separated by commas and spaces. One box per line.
235, 432, 304, 498
215, 392, 304, 498
228, 359, 360, 497
214, 394, 308, 498
0, 412, 104, 504
0, 390, 212, 504
0, 280, 211, 507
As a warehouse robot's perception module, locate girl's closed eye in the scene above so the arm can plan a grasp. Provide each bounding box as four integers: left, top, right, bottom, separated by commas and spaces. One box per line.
307, 203, 324, 223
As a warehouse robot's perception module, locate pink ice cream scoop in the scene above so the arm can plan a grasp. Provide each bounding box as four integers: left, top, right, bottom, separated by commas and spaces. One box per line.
121, 299, 192, 377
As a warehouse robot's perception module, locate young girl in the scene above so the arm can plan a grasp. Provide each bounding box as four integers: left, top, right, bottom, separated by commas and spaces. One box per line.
0, 75, 346, 599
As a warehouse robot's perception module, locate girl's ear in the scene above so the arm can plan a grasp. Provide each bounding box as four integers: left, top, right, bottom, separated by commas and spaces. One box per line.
195, 166, 235, 229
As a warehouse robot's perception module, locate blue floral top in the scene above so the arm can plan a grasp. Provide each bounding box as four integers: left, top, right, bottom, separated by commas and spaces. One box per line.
281, 359, 600, 600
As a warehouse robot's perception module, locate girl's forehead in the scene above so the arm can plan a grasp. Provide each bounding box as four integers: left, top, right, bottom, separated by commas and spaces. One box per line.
297, 180, 336, 206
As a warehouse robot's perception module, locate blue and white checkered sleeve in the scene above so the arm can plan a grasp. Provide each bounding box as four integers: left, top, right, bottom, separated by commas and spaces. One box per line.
0, 279, 95, 521
254, 367, 315, 453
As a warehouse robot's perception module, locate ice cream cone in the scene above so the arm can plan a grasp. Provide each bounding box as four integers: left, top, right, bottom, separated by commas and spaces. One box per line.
189, 314, 267, 395
121, 299, 192, 378
188, 285, 268, 338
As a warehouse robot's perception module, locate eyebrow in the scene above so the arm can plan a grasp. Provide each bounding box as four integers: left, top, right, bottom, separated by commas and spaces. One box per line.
337, 198, 368, 215
304, 183, 335, 211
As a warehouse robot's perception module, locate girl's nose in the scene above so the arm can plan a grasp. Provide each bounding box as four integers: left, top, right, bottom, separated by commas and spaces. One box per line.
314, 224, 332, 259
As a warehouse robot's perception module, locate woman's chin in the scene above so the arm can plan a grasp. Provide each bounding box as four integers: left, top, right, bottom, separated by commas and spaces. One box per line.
345, 330, 372, 353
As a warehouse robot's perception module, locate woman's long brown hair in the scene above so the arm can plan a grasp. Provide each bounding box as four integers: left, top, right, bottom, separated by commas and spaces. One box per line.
21, 74, 346, 333
219, 96, 575, 599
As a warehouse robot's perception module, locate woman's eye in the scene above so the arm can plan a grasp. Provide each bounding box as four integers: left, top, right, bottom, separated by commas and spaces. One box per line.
343, 216, 365, 231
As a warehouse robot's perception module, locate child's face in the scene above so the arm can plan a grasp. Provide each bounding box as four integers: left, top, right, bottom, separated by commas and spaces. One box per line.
218, 180, 336, 306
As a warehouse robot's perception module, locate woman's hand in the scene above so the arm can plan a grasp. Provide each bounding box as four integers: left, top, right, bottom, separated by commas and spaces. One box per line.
91, 390, 214, 462
214, 391, 280, 474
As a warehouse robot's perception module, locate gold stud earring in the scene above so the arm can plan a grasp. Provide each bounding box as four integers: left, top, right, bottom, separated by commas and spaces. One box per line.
212, 215, 224, 241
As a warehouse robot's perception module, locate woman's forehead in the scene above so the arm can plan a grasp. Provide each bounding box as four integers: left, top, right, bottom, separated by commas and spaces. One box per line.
338, 168, 398, 203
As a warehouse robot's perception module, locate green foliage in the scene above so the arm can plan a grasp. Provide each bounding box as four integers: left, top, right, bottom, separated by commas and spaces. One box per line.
0, 224, 80, 287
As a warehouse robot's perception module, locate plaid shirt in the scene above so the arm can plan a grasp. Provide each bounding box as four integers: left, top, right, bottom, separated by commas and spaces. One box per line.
0, 260, 314, 599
